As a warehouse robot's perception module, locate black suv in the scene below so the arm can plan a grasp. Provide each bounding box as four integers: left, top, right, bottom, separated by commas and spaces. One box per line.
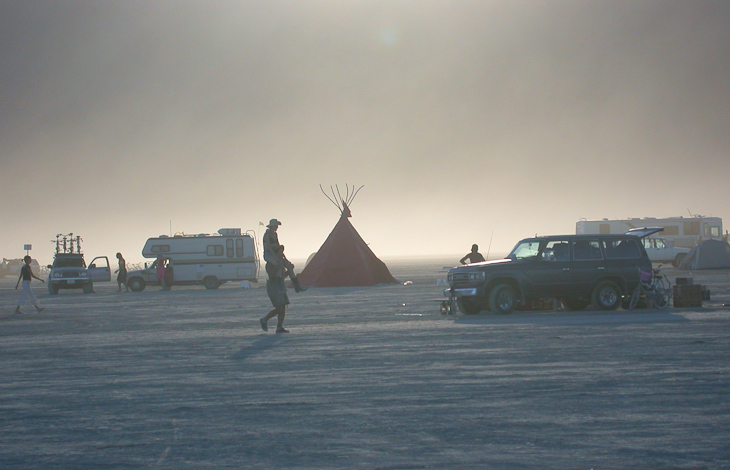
445, 229, 658, 314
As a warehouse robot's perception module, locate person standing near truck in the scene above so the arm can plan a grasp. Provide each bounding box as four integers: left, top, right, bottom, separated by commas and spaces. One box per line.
115, 252, 128, 292
156, 255, 166, 290
260, 219, 290, 333
460, 244, 486, 265
15, 255, 45, 314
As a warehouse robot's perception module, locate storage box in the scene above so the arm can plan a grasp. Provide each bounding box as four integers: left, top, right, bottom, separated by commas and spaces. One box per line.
673, 284, 703, 307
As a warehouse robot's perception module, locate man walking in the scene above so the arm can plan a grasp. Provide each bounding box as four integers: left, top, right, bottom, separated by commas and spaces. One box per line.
260, 219, 290, 333
15, 255, 45, 314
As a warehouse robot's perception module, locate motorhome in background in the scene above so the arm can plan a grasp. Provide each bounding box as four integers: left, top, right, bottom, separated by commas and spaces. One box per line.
125, 228, 259, 291
576, 216, 723, 249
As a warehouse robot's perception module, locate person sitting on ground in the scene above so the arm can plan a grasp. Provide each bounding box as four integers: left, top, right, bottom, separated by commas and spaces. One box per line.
460, 244, 486, 265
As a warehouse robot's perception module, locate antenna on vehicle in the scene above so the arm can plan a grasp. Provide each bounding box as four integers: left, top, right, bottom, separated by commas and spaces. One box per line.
486, 230, 494, 260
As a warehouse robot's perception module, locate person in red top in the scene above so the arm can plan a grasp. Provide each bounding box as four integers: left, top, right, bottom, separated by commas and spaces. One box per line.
15, 255, 45, 314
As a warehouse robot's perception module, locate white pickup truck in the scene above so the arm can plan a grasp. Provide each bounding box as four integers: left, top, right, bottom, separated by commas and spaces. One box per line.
641, 237, 690, 267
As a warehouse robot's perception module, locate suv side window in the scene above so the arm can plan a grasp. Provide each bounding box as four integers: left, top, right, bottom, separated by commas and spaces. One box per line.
542, 240, 571, 262
603, 239, 641, 259
573, 240, 603, 260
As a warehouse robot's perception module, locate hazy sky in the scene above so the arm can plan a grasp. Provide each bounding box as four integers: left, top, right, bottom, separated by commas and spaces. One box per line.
2, 0, 729, 265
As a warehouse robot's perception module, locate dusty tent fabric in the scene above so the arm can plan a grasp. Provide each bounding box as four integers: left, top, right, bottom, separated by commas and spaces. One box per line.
297, 214, 397, 287
678, 239, 730, 270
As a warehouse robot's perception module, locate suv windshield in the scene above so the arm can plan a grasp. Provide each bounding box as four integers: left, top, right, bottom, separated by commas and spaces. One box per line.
54, 258, 85, 268
508, 240, 541, 260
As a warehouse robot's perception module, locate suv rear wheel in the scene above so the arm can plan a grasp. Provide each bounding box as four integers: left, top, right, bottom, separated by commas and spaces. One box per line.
592, 280, 621, 310
489, 284, 517, 314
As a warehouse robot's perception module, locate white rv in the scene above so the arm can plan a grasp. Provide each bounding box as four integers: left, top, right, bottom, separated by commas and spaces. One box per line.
126, 228, 259, 291
576, 216, 723, 248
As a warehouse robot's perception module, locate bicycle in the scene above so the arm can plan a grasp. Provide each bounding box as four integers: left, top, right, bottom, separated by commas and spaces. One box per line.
629, 265, 671, 310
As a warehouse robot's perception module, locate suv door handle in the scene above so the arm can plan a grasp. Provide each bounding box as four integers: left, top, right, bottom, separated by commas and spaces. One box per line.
562, 268, 570, 272
597, 267, 605, 270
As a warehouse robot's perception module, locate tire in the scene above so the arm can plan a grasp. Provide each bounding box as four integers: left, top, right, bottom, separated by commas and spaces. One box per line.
203, 276, 220, 290
653, 288, 670, 309
672, 254, 686, 268
592, 280, 621, 310
562, 297, 589, 311
128, 277, 146, 292
456, 297, 482, 315
489, 284, 517, 314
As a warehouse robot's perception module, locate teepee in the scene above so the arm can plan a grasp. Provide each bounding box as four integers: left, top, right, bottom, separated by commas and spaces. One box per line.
297, 185, 397, 287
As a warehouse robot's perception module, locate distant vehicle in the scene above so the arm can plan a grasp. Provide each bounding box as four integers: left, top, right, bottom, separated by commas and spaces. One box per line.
640, 237, 690, 267
1, 258, 41, 278
125, 228, 259, 292
576, 216, 722, 249
444, 228, 658, 315
47, 253, 111, 294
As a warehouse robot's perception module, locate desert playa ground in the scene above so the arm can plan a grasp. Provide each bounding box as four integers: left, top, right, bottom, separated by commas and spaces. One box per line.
1, 259, 729, 469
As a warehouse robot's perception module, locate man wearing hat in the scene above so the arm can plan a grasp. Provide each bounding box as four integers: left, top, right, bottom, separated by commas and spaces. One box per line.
260, 218, 290, 333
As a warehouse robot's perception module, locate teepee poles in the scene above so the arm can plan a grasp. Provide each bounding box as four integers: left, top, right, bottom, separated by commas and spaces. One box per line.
319, 184, 364, 213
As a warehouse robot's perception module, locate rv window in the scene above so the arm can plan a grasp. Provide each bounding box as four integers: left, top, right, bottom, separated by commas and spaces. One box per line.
236, 239, 244, 257
603, 239, 640, 259
684, 221, 700, 236
226, 239, 234, 258
710, 226, 721, 237
661, 225, 679, 236
207, 245, 224, 256
599, 224, 610, 234
151, 245, 170, 253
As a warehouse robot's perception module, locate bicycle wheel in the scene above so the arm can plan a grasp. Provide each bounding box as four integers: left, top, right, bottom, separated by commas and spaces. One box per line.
629, 286, 642, 310
653, 288, 670, 309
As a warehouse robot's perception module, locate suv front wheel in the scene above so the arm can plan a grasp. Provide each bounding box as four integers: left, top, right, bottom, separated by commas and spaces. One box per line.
457, 298, 483, 315
489, 284, 517, 314
592, 280, 621, 310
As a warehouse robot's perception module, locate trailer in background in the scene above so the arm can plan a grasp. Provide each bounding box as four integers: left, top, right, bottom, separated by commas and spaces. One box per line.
576, 216, 723, 249
126, 228, 259, 291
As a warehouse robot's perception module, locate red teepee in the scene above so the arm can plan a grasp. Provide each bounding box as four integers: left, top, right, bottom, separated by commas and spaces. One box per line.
297, 187, 397, 287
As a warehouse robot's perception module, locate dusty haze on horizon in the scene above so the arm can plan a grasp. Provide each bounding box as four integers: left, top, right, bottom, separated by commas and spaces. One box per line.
2, 1, 728, 265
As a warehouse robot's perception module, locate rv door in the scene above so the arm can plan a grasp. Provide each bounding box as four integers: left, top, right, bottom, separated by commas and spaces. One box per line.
88, 256, 111, 282
625, 227, 664, 239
